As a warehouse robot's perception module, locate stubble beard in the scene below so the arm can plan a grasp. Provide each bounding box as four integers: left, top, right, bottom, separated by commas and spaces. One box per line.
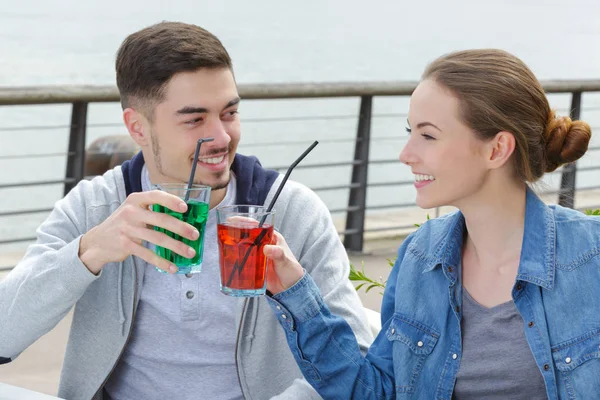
150, 129, 231, 191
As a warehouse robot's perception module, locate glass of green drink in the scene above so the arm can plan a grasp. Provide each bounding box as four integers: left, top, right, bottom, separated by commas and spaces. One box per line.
151, 183, 211, 274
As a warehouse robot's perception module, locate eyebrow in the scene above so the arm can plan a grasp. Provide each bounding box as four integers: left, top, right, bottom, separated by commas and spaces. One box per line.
406, 119, 442, 131
175, 97, 241, 115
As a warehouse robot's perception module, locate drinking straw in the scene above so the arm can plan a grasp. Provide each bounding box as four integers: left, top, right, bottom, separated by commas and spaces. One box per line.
185, 138, 215, 202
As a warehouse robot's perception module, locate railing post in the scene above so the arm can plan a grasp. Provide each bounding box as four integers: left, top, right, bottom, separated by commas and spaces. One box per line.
64, 101, 88, 196
558, 92, 582, 208
344, 95, 372, 253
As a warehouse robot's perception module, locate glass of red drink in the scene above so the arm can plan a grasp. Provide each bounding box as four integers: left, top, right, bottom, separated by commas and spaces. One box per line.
216, 205, 275, 297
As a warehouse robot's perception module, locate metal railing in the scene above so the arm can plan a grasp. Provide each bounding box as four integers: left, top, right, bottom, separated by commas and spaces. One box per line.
1, 80, 600, 265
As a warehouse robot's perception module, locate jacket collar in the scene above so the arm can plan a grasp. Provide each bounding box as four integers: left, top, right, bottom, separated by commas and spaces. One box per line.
421, 187, 556, 290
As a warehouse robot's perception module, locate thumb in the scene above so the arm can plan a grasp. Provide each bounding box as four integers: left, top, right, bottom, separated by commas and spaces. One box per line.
263, 245, 285, 261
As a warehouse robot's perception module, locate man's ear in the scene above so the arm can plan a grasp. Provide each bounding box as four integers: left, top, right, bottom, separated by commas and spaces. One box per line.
123, 108, 150, 146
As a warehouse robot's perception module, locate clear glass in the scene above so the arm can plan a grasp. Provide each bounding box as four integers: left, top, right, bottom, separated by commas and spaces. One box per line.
151, 183, 211, 274
216, 205, 275, 296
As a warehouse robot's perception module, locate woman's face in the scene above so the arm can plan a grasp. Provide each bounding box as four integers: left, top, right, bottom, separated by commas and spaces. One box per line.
400, 79, 493, 209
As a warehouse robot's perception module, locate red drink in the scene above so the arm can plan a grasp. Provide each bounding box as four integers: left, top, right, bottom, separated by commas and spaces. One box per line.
217, 223, 274, 292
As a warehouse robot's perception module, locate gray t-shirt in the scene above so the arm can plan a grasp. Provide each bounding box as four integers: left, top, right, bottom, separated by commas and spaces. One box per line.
453, 288, 548, 400
104, 168, 243, 400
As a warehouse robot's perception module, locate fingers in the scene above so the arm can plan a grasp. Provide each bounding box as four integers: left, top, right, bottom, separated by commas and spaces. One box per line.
263, 244, 284, 260
128, 191, 188, 213
144, 208, 199, 241
224, 216, 260, 228
131, 226, 196, 260
263, 232, 296, 265
130, 242, 179, 274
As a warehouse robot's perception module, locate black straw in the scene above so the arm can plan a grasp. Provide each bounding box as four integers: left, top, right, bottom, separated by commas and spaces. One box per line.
185, 138, 214, 202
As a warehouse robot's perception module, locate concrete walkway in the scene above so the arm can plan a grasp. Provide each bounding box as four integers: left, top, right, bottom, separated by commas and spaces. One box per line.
0, 239, 398, 397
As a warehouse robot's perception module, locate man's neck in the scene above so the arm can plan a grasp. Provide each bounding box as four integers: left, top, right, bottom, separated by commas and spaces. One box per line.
209, 187, 228, 209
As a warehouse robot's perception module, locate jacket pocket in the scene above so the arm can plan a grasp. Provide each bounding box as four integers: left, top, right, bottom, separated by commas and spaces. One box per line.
551, 328, 600, 400
386, 313, 440, 394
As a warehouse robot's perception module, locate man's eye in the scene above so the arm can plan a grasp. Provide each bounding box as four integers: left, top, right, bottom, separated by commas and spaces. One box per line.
186, 117, 203, 125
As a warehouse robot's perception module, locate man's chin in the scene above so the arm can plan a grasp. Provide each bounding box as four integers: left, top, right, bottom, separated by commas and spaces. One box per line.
195, 172, 229, 191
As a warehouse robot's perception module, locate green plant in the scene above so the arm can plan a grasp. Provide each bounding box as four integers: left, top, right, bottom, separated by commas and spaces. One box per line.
585, 209, 600, 216
349, 258, 395, 295
414, 214, 431, 228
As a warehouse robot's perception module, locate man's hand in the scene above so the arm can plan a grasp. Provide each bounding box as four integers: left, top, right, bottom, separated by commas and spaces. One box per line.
264, 232, 304, 295
78, 191, 200, 275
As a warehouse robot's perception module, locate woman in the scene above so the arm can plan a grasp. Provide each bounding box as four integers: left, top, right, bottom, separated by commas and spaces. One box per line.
263, 49, 598, 399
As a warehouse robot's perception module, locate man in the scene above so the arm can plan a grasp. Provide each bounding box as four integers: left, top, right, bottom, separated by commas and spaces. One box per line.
0, 22, 373, 399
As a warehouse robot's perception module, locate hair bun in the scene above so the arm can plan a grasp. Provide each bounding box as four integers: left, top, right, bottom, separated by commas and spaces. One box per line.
544, 111, 592, 173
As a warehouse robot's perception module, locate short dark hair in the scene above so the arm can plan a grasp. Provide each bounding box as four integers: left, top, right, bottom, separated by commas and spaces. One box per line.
115, 21, 233, 118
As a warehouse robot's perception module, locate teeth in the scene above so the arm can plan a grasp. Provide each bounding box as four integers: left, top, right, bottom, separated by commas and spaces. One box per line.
199, 155, 225, 165
415, 174, 435, 182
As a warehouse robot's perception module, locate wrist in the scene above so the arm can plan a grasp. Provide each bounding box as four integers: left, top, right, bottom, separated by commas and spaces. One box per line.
79, 230, 104, 275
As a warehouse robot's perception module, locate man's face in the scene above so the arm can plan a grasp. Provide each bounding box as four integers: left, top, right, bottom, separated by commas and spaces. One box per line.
143, 68, 240, 191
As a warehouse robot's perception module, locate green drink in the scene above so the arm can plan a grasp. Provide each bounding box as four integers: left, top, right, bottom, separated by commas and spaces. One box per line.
151, 183, 211, 274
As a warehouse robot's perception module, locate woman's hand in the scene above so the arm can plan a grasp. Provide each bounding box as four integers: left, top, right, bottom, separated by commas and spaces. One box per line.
264, 231, 304, 295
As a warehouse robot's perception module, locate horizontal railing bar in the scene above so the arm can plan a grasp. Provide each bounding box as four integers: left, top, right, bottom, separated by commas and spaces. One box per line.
578, 205, 600, 213
241, 112, 409, 123
0, 152, 75, 160
329, 205, 361, 214
3, 80, 600, 105
339, 228, 361, 236
268, 160, 362, 171
0, 208, 53, 217
0, 179, 75, 189
0, 124, 75, 132
364, 223, 418, 233
0, 237, 36, 245
242, 136, 362, 148
570, 165, 600, 172
369, 180, 415, 187
364, 202, 423, 211
312, 183, 361, 192
0, 266, 15, 272
540, 184, 600, 196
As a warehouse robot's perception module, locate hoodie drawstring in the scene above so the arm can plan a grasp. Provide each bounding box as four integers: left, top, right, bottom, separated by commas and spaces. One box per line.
117, 265, 126, 336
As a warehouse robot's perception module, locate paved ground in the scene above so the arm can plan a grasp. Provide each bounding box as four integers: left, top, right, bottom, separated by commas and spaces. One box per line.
0, 238, 399, 397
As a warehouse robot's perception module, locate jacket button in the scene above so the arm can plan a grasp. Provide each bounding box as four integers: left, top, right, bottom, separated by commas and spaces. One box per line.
185, 273, 193, 278
282, 314, 287, 319
528, 321, 534, 328
417, 341, 424, 347
543, 364, 550, 371
186, 291, 194, 299
516, 283, 522, 290
448, 266, 454, 273
391, 328, 395, 334
565, 357, 572, 364
452, 354, 458, 360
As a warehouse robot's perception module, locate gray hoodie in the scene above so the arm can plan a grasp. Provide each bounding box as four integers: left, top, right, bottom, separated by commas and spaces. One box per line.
0, 154, 373, 399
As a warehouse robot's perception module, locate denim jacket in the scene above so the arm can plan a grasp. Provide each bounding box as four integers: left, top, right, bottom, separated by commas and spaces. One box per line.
267, 188, 600, 399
